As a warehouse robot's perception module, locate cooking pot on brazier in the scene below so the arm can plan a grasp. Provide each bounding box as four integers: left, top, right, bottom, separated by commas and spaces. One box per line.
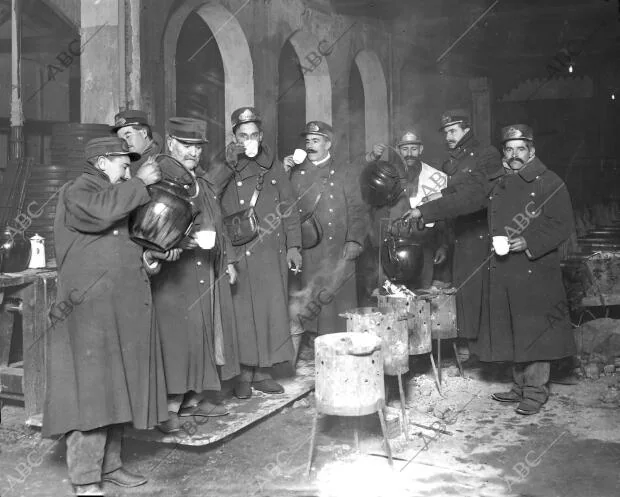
381, 236, 424, 284
129, 154, 199, 252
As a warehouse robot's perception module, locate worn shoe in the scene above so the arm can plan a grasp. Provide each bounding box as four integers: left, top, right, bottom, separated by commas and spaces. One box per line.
157, 411, 181, 434
103, 468, 147, 488
234, 381, 252, 399
515, 398, 543, 415
252, 378, 285, 394
73, 483, 104, 496
179, 400, 229, 417
491, 391, 522, 403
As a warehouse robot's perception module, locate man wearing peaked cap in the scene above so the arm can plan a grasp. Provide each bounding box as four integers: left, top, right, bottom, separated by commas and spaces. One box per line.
481, 124, 576, 415
219, 106, 302, 399
151, 116, 241, 433
358, 128, 450, 304
403, 108, 503, 363
44, 135, 181, 494
283, 120, 366, 335
112, 109, 163, 175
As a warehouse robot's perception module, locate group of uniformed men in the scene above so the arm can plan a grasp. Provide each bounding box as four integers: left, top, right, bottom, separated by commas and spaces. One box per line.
41, 104, 576, 496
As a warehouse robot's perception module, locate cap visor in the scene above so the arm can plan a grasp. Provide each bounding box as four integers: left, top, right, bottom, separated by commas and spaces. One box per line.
171, 135, 208, 144
300, 132, 331, 139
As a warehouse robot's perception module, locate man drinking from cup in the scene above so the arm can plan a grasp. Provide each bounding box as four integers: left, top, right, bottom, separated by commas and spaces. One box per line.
220, 107, 302, 398
151, 117, 240, 433
482, 124, 576, 415
283, 121, 367, 335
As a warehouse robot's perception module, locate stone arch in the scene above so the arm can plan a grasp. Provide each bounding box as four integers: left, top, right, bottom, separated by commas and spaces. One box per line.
353, 50, 389, 152
284, 30, 333, 124
163, 0, 254, 137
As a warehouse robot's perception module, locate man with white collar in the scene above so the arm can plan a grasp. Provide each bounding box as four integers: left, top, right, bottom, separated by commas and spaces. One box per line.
284, 121, 366, 335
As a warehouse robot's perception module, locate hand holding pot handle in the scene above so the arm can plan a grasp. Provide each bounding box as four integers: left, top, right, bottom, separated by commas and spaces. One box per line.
135, 159, 162, 186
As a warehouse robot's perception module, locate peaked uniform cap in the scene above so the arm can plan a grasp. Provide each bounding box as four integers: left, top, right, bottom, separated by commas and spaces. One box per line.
111, 110, 151, 133
300, 121, 333, 140
501, 124, 534, 143
231, 107, 262, 129
439, 109, 471, 131
397, 129, 423, 146
167, 117, 208, 144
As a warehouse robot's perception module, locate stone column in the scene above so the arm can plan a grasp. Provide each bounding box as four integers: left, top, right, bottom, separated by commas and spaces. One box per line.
469, 77, 491, 146
10, 0, 24, 160
121, 0, 141, 110
80, 0, 120, 123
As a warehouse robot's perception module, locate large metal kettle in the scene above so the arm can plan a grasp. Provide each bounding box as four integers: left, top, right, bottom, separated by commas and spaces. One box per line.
129, 154, 199, 252
381, 235, 424, 284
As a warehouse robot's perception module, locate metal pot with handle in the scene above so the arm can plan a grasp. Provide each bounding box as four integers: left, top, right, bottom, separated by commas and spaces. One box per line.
129, 154, 200, 252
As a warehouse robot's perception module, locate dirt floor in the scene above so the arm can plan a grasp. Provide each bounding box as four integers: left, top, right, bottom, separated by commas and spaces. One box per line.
1, 357, 619, 497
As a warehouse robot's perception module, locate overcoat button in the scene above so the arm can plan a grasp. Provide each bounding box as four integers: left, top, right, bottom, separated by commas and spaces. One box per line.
329, 236, 333, 240
329, 194, 334, 199
197, 261, 202, 266
330, 170, 335, 175
329, 208, 333, 213
301, 170, 306, 175
240, 199, 245, 205
328, 222, 332, 226
271, 179, 277, 185
246, 250, 251, 256
200, 280, 205, 284
113, 230, 119, 235
528, 270, 532, 274
531, 192, 535, 197
330, 182, 334, 186
237, 181, 243, 186
479, 235, 483, 239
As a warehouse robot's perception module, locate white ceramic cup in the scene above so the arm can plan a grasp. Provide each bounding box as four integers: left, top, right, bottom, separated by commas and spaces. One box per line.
194, 230, 216, 250
244, 140, 259, 158
492, 236, 510, 256
293, 148, 307, 165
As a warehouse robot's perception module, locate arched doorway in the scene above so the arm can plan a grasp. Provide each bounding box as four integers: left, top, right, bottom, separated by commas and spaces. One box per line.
352, 50, 389, 155
163, 0, 254, 146
175, 13, 225, 164
277, 30, 332, 158
348, 61, 365, 161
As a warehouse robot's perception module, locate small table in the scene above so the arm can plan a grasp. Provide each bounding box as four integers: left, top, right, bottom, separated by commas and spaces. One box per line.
0, 268, 57, 425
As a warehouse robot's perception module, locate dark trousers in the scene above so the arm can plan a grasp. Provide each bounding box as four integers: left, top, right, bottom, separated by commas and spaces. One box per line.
66, 425, 123, 485
511, 361, 550, 404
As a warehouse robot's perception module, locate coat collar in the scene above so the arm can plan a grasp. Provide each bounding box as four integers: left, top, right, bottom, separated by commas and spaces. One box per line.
489, 156, 547, 183
235, 143, 274, 173
449, 131, 478, 160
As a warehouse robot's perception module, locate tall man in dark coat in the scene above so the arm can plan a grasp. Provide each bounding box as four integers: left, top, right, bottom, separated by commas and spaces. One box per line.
150, 118, 240, 434
219, 107, 302, 398
404, 110, 502, 354
360, 129, 450, 295
282, 121, 366, 335
43, 137, 174, 496
482, 125, 576, 414
112, 109, 163, 175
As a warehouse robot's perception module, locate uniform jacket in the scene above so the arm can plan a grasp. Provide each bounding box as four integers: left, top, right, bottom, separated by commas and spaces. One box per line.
152, 170, 240, 394
219, 145, 301, 366
476, 157, 577, 362
417, 132, 502, 338
43, 167, 167, 437
288, 155, 366, 334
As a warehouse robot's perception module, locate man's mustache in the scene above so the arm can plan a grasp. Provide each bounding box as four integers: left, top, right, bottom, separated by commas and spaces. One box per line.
508, 157, 524, 166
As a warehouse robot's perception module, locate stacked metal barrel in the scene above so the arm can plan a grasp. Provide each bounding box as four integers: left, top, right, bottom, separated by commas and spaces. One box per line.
23, 123, 111, 264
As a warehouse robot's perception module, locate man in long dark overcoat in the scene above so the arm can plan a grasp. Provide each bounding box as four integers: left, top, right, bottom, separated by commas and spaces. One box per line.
283, 121, 366, 335
150, 118, 240, 434
219, 107, 302, 398
481, 125, 576, 414
405, 110, 502, 354
112, 109, 163, 175
43, 137, 172, 495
